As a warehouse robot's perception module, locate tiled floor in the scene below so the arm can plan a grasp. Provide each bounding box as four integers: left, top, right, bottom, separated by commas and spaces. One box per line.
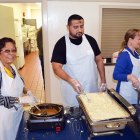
19, 52, 45, 108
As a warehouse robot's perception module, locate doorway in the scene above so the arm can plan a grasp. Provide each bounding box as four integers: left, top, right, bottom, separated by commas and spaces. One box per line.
0, 1, 48, 106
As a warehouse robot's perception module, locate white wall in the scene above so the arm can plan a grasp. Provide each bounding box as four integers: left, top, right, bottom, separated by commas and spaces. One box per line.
48, 1, 101, 104
47, 1, 140, 104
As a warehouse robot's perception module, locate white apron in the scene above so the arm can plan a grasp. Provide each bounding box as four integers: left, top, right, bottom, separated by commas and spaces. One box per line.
120, 49, 140, 104
0, 61, 24, 140
61, 34, 99, 107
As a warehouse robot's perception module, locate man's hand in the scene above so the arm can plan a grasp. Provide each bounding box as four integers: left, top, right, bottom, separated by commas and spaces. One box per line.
100, 83, 107, 92
69, 79, 82, 94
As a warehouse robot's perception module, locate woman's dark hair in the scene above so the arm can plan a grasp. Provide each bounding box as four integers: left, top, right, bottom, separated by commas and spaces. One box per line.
119, 29, 140, 54
67, 14, 84, 26
0, 37, 16, 51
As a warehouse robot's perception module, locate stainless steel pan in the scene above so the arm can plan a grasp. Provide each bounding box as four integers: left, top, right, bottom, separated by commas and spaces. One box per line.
77, 89, 135, 134
29, 103, 63, 119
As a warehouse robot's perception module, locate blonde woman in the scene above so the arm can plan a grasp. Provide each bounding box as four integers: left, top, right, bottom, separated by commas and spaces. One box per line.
113, 29, 140, 104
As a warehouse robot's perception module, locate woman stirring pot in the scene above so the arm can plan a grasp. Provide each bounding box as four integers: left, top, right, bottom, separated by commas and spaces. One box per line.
0, 37, 37, 140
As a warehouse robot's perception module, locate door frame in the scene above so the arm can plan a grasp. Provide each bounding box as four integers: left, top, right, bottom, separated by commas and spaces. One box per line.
0, 0, 49, 101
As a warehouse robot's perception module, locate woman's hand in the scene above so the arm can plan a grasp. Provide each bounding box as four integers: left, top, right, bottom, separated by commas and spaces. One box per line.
0, 95, 17, 109
19, 95, 38, 105
127, 74, 140, 89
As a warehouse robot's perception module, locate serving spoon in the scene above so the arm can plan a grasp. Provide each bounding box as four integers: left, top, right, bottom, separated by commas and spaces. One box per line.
34, 104, 41, 111
31, 104, 46, 116
80, 89, 91, 102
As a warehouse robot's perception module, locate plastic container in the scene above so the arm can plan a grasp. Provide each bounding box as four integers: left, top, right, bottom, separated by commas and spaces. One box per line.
112, 51, 119, 63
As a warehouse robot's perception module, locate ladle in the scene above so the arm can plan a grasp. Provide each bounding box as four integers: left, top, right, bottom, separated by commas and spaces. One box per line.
34, 104, 41, 111
33, 105, 47, 116
80, 89, 91, 102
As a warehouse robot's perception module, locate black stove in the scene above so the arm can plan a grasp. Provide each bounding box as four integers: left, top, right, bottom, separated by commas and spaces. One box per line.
27, 104, 65, 132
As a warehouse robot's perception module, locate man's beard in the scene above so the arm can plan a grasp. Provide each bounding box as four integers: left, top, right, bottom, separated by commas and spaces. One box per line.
76, 32, 83, 38
70, 32, 83, 39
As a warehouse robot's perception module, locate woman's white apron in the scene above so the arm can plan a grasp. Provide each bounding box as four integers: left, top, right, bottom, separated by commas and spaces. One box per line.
61, 34, 99, 107
0, 61, 24, 140
120, 49, 140, 104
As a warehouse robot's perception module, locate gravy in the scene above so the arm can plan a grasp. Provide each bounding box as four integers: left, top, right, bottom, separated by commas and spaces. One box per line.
34, 108, 59, 116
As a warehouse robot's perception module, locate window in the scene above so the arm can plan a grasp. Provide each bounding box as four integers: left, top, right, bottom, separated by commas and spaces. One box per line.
101, 8, 140, 58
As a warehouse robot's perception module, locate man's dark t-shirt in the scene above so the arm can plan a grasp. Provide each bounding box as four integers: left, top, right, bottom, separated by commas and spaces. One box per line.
51, 34, 101, 64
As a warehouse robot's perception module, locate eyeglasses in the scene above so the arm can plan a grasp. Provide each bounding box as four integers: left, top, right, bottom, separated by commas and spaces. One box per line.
1, 49, 17, 54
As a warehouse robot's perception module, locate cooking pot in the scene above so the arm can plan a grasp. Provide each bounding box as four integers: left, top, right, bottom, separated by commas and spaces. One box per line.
29, 103, 64, 119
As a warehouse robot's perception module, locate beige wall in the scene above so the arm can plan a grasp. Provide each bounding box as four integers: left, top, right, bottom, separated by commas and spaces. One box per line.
0, 3, 41, 26
31, 9, 42, 29
0, 5, 15, 39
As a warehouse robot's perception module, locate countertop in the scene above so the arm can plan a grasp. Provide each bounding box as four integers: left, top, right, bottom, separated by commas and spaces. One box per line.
104, 63, 115, 66
16, 111, 140, 140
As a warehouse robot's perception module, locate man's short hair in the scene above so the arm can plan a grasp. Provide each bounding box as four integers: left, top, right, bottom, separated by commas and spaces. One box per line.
67, 14, 83, 25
